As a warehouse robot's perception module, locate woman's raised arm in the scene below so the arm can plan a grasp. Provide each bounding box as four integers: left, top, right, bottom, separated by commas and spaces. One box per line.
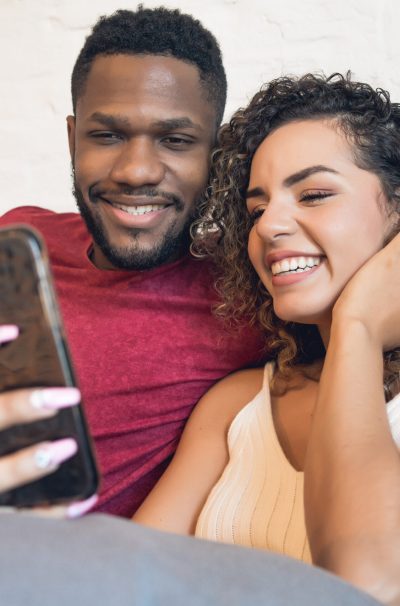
304, 233, 400, 605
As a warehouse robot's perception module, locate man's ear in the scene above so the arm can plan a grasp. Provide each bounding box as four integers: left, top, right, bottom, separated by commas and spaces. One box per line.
66, 115, 76, 161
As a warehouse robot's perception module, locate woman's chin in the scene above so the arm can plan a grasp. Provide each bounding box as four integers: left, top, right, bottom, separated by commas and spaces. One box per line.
273, 304, 332, 327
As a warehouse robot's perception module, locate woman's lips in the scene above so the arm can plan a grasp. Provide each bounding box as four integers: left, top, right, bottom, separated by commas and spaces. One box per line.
271, 260, 323, 286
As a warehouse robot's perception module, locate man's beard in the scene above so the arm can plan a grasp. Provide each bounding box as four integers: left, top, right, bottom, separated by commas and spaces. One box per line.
72, 178, 199, 271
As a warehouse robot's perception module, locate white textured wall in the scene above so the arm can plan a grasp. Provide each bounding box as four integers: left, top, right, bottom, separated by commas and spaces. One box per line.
1, 0, 400, 214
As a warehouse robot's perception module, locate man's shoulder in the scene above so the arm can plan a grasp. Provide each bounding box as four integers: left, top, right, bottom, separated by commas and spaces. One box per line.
1, 205, 80, 227
0, 206, 91, 267
2, 205, 53, 219
0, 205, 89, 240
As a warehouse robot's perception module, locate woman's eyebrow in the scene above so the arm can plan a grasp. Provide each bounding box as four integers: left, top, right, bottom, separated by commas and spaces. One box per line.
245, 186, 264, 200
246, 165, 339, 200
283, 165, 339, 187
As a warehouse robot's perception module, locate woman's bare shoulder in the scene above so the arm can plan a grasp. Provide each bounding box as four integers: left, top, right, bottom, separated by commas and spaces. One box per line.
188, 366, 266, 433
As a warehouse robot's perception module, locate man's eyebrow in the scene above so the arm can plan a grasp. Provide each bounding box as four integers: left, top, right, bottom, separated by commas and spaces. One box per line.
88, 112, 131, 128
89, 112, 130, 129
245, 165, 339, 200
152, 117, 198, 130
87, 113, 199, 132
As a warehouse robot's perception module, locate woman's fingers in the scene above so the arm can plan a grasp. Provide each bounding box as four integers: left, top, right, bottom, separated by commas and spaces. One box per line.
0, 438, 77, 493
27, 494, 99, 519
334, 232, 400, 349
0, 387, 81, 431
0, 324, 81, 429
0, 495, 98, 520
0, 325, 19, 343
0, 325, 98, 519
0, 383, 81, 495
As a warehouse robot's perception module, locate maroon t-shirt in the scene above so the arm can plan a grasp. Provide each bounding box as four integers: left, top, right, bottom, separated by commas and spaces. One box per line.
1, 207, 265, 517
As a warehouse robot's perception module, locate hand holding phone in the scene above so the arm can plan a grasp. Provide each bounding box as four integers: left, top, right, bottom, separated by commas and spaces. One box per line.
0, 326, 79, 494
0, 338, 97, 518
0, 226, 99, 508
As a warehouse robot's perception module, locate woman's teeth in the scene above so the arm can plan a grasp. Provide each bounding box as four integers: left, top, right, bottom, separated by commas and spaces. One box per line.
113, 203, 167, 216
271, 256, 321, 276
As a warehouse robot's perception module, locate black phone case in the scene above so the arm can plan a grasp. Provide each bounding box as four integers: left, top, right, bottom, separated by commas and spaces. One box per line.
0, 224, 100, 507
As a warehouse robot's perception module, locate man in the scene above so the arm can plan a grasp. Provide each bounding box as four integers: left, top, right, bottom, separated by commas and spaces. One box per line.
0, 7, 263, 516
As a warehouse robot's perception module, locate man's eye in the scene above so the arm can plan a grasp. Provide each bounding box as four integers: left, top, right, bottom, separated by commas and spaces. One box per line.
89, 132, 123, 143
162, 136, 193, 148
300, 191, 334, 203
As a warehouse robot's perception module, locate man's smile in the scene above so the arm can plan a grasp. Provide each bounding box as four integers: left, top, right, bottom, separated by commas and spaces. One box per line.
110, 202, 169, 216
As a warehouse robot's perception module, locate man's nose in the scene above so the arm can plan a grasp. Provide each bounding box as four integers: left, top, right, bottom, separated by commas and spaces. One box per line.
109, 138, 165, 186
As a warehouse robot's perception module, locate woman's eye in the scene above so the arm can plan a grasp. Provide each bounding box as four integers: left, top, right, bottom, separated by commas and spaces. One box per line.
249, 207, 265, 223
300, 191, 334, 203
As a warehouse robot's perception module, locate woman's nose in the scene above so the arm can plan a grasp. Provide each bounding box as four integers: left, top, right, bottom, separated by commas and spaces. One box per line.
255, 197, 297, 242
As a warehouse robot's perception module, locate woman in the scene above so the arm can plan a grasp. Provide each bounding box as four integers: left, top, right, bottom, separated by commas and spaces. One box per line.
133, 73, 400, 604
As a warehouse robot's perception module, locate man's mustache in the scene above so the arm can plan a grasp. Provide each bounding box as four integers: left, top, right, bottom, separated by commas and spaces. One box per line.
88, 184, 184, 210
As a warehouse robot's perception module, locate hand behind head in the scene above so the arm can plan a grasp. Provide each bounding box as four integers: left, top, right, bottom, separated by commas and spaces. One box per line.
333, 232, 400, 351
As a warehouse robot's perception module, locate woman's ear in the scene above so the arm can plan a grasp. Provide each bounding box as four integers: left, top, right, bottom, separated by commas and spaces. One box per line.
382, 190, 400, 246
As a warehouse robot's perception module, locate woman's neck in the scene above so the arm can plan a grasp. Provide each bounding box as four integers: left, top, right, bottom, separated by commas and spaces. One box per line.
316, 313, 332, 349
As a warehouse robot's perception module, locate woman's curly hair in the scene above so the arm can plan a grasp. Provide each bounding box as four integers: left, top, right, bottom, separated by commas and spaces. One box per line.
192, 72, 400, 398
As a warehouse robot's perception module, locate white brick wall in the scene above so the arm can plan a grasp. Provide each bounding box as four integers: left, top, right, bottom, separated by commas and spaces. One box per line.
1, 0, 399, 214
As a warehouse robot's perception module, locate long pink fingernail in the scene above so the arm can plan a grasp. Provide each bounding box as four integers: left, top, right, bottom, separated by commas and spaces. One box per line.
0, 325, 19, 343
30, 387, 81, 410
67, 494, 99, 519
33, 438, 78, 469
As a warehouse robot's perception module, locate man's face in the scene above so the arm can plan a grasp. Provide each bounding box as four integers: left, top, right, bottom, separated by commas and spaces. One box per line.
67, 54, 217, 270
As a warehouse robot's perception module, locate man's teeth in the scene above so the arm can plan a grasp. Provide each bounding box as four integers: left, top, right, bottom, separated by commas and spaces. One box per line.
113, 203, 167, 215
271, 256, 321, 276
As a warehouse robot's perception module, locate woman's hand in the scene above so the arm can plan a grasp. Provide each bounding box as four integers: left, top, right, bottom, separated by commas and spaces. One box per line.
0, 325, 97, 518
333, 232, 400, 351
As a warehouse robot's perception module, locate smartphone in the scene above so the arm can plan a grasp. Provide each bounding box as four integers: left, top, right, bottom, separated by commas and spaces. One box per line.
0, 224, 99, 507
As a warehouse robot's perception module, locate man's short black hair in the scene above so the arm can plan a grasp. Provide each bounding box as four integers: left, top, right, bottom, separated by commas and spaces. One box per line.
71, 5, 227, 125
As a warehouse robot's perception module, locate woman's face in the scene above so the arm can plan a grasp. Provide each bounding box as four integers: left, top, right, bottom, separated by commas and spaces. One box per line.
247, 119, 393, 333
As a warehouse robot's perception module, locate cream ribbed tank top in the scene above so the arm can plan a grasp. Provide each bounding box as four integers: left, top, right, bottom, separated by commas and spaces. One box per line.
195, 363, 400, 563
